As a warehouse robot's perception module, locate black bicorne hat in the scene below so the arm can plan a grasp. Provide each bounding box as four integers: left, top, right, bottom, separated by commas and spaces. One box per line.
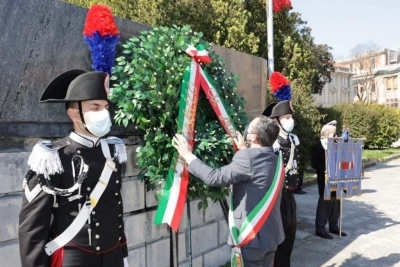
262, 100, 292, 118
40, 70, 110, 103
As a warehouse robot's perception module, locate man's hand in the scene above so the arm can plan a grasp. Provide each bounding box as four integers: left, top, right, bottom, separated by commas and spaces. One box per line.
172, 134, 197, 163
233, 131, 247, 150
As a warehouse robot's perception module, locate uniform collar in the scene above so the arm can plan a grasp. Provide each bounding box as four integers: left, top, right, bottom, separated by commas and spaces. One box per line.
69, 131, 100, 147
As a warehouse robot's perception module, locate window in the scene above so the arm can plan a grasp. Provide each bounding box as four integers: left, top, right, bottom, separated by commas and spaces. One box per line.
371, 82, 376, 92
343, 77, 347, 86
350, 64, 353, 72
359, 61, 364, 70
331, 76, 335, 86
386, 76, 398, 90
386, 98, 399, 108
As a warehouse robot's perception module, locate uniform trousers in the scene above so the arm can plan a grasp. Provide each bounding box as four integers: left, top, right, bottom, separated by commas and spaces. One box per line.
236, 246, 277, 267
274, 191, 296, 267
315, 170, 340, 233
61, 244, 124, 267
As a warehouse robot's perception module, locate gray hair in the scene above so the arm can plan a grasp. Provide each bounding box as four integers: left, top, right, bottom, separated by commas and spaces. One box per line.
320, 124, 336, 138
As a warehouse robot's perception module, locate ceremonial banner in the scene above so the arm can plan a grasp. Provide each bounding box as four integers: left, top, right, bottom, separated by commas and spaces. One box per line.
325, 138, 363, 199
154, 45, 237, 231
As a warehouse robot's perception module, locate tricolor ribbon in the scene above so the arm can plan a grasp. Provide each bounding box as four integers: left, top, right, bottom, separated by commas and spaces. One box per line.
230, 152, 285, 267
154, 44, 237, 231
338, 161, 354, 170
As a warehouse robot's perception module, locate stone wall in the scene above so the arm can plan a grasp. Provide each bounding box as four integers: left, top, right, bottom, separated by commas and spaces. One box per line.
0, 0, 268, 266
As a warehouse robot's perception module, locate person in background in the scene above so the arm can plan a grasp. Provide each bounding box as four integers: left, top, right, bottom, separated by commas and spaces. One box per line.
312, 122, 347, 239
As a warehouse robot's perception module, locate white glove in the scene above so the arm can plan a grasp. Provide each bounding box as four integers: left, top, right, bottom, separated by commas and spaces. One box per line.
124, 257, 129, 267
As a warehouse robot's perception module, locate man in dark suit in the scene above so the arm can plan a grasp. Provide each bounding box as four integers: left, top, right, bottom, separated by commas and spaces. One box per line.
173, 116, 284, 267
311, 122, 347, 239
18, 70, 129, 267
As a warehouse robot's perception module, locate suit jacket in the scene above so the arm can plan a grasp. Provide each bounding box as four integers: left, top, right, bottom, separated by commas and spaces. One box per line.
311, 140, 326, 171
18, 132, 128, 267
188, 146, 285, 250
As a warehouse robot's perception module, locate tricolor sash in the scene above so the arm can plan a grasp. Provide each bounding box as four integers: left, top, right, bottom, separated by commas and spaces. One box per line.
229, 152, 285, 267
154, 44, 238, 231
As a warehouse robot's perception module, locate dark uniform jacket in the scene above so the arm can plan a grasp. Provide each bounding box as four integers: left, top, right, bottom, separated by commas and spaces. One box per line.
276, 134, 299, 190
19, 132, 128, 267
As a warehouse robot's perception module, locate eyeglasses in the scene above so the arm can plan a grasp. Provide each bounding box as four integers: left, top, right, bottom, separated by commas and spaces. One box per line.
244, 131, 256, 142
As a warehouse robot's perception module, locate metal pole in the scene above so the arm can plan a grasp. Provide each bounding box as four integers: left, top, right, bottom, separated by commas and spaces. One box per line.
266, 0, 274, 76
187, 200, 192, 267
339, 197, 342, 238
169, 226, 174, 267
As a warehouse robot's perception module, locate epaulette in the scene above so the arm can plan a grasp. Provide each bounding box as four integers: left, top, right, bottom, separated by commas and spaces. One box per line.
289, 133, 300, 146
273, 140, 281, 152
27, 140, 70, 177
106, 136, 127, 163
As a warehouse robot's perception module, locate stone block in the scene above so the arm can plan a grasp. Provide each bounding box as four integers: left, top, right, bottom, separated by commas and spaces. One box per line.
0, 240, 21, 267
178, 231, 187, 262
0, 152, 29, 194
191, 222, 219, 255
127, 246, 146, 267
123, 211, 169, 248
0, 0, 151, 123
202, 244, 231, 267
211, 45, 267, 121
179, 199, 204, 231
179, 256, 203, 267
121, 145, 140, 178
218, 220, 230, 245
121, 178, 145, 213
204, 199, 224, 222
0, 195, 22, 242
145, 188, 159, 208
146, 238, 170, 267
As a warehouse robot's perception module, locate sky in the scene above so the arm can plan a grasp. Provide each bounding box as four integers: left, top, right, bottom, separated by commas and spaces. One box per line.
292, 0, 400, 59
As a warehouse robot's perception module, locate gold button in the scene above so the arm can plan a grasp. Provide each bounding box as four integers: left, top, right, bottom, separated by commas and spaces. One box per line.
119, 214, 121, 217
96, 235, 100, 239
87, 187, 91, 191
119, 225, 122, 228
119, 237, 121, 240
115, 193, 119, 196
96, 222, 100, 226
77, 150, 81, 154
116, 180, 120, 184
92, 211, 96, 215
118, 201, 121, 205
96, 246, 100, 251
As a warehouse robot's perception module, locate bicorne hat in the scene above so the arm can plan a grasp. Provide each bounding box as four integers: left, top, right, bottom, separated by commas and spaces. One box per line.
262, 72, 294, 118
262, 100, 292, 118
40, 70, 109, 103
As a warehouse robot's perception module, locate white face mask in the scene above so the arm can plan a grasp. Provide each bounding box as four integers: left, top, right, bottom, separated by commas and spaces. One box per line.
83, 109, 112, 137
280, 118, 294, 133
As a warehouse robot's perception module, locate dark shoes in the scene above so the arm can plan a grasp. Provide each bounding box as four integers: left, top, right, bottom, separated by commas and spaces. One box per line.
294, 188, 307, 194
330, 229, 347, 236
315, 231, 333, 239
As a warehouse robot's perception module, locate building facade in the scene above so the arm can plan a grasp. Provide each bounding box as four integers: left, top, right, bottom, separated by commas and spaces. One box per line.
314, 49, 400, 108
338, 49, 400, 108
312, 63, 354, 107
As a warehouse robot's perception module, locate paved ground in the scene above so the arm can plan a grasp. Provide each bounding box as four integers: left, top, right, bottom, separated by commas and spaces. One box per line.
291, 158, 400, 267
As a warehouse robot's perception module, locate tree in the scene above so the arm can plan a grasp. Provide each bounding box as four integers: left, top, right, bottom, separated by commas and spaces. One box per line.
348, 41, 381, 103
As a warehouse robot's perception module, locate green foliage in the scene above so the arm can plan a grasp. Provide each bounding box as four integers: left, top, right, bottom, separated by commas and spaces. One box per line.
64, 0, 334, 93
109, 25, 248, 209
319, 103, 400, 149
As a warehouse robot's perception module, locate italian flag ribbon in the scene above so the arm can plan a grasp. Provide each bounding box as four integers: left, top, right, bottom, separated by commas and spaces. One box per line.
230, 152, 285, 267
154, 44, 238, 231
338, 161, 354, 170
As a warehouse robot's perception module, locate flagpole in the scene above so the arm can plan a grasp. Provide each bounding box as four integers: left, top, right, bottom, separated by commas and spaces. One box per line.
266, 0, 274, 77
